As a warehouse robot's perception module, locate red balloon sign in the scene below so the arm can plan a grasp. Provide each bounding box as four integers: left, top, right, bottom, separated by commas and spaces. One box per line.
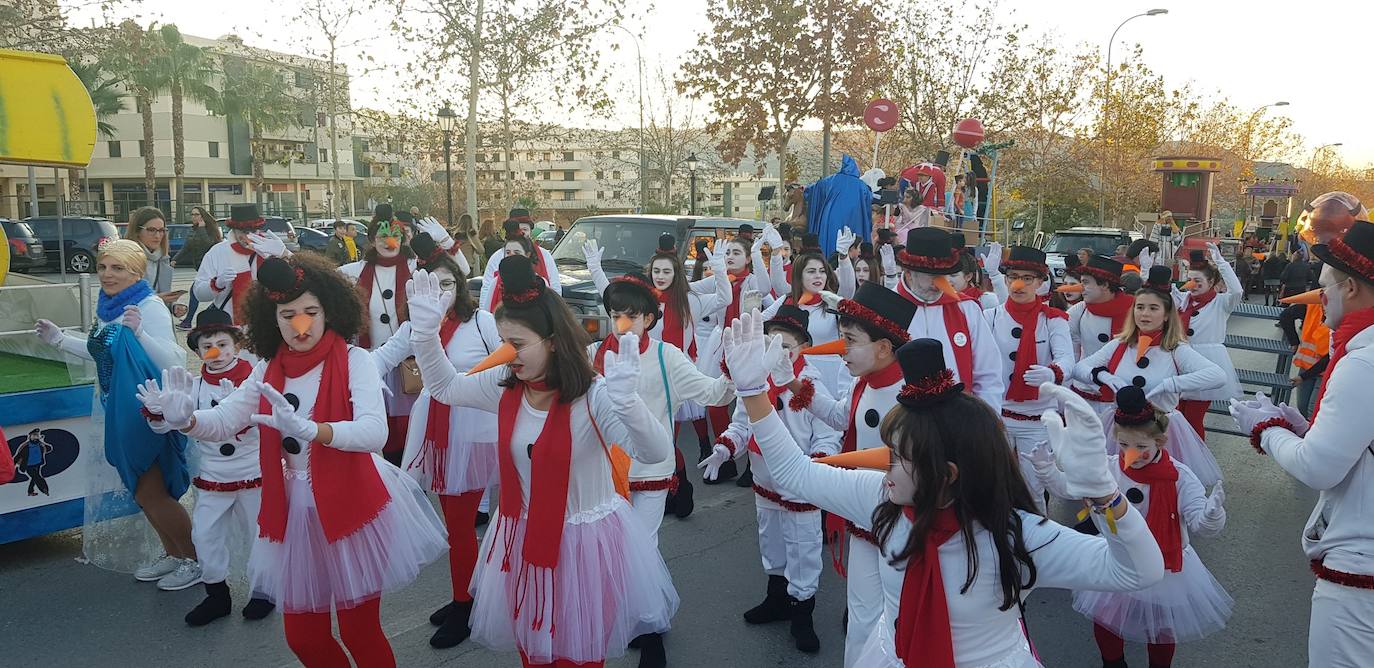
864, 99, 899, 132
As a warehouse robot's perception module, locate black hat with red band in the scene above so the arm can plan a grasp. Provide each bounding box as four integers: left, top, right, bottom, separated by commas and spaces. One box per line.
766, 304, 812, 344
1000, 246, 1049, 279
896, 338, 962, 409
897, 227, 960, 275
1074, 254, 1125, 286
830, 280, 915, 347
1313, 220, 1374, 287
226, 203, 266, 231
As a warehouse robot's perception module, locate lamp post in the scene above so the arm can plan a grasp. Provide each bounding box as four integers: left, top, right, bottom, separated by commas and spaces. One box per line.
686, 152, 699, 215
437, 105, 458, 230
1099, 8, 1168, 226
1243, 100, 1289, 163
611, 24, 647, 213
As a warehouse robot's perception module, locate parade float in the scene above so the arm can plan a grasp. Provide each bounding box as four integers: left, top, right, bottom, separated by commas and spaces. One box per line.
0, 48, 102, 543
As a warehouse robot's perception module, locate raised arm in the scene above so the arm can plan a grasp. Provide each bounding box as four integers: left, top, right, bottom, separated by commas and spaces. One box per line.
836, 255, 857, 299
1024, 508, 1165, 593
584, 239, 610, 296
663, 343, 734, 408
1213, 245, 1244, 312
591, 376, 672, 466
187, 364, 267, 443
409, 271, 505, 411
750, 409, 887, 527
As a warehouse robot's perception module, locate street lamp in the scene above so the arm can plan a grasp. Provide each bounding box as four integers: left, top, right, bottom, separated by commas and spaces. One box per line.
437, 105, 458, 230
611, 24, 647, 213
686, 152, 699, 215
1099, 8, 1168, 226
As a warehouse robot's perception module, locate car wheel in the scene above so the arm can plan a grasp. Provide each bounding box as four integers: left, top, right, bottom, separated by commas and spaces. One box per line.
68, 250, 94, 273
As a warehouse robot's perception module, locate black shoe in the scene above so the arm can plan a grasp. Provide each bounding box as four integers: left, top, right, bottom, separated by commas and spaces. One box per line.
241, 596, 275, 620
635, 632, 666, 668
429, 600, 473, 649
1102, 659, 1128, 668
734, 461, 753, 488
673, 472, 695, 519
790, 596, 820, 653
185, 581, 232, 627
475, 511, 490, 527
697, 441, 712, 464
703, 458, 737, 485
430, 600, 457, 626
841, 608, 848, 635
743, 575, 791, 625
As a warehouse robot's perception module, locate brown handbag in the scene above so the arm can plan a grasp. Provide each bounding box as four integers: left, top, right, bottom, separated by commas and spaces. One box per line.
399, 356, 423, 394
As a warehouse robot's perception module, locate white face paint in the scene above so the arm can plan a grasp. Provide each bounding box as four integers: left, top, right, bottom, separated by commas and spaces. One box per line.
902, 271, 942, 302
853, 259, 871, 283
650, 258, 675, 291
884, 453, 917, 506
1320, 264, 1352, 329
801, 258, 828, 293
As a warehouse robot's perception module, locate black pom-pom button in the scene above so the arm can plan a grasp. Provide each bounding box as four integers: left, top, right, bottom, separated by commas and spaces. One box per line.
219, 443, 235, 456
1126, 488, 1145, 504
864, 409, 881, 427
1136, 357, 1150, 369
1011, 327, 1023, 339
382, 289, 394, 300
526, 443, 536, 458
1186, 328, 1195, 336
1008, 351, 1017, 361
380, 313, 391, 324
282, 437, 302, 455
1132, 376, 1146, 388
775, 397, 785, 412
210, 400, 219, 408
284, 393, 300, 410
1098, 333, 1110, 343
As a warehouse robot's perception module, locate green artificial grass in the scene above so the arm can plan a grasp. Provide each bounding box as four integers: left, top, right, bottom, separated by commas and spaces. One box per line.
0, 351, 76, 394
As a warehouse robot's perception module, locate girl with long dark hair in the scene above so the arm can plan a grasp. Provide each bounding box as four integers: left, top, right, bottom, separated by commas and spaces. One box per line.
175, 206, 222, 329
1173, 244, 1244, 438
764, 247, 843, 395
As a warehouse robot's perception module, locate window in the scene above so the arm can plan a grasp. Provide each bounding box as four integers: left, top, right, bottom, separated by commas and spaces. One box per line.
595, 151, 604, 159
524, 171, 535, 179
317, 112, 326, 127
319, 148, 329, 163
612, 151, 621, 159
612, 171, 622, 180
476, 153, 486, 162
526, 151, 536, 160
137, 140, 148, 157
597, 191, 605, 199
562, 151, 574, 161
208, 142, 219, 158
596, 170, 605, 180
492, 153, 502, 162
294, 70, 310, 88
561, 191, 574, 201
108, 141, 121, 158
387, 140, 401, 153
563, 171, 575, 181
542, 171, 552, 180
612, 190, 621, 200
542, 152, 551, 161
358, 139, 369, 152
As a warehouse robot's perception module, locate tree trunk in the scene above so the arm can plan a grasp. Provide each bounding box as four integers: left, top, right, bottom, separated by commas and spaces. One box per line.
463, 0, 483, 222
776, 133, 789, 220
172, 79, 185, 222
139, 93, 156, 208
251, 122, 265, 205
328, 39, 341, 218
501, 77, 513, 206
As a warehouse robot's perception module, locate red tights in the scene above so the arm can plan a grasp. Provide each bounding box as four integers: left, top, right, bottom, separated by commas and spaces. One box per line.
283, 598, 394, 668
520, 653, 604, 668
1177, 399, 1209, 440
1093, 623, 1175, 667
441, 490, 483, 602
706, 405, 731, 443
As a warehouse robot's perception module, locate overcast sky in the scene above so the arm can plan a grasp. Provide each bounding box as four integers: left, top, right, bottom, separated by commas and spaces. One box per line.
80, 0, 1371, 167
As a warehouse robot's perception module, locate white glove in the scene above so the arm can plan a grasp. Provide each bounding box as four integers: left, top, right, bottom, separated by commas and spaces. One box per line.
818, 289, 844, 310
1229, 391, 1286, 437
1095, 370, 1128, 391
751, 232, 767, 254
247, 230, 288, 258
214, 266, 238, 291
148, 418, 175, 435
602, 333, 643, 404
879, 244, 897, 276
836, 227, 856, 256
1206, 242, 1223, 265
405, 270, 454, 340
418, 216, 454, 250
34, 319, 64, 346
1022, 364, 1056, 387
770, 350, 796, 386
250, 380, 319, 442
582, 239, 603, 267
1039, 383, 1117, 499
763, 223, 784, 249
1277, 401, 1311, 436
697, 444, 732, 482
135, 367, 197, 431
1138, 247, 1154, 274
1145, 378, 1178, 409
723, 309, 777, 396
706, 242, 727, 277
1023, 442, 1057, 477
1204, 481, 1226, 520
739, 289, 763, 315
121, 305, 142, 335
218, 378, 237, 395
983, 241, 1003, 275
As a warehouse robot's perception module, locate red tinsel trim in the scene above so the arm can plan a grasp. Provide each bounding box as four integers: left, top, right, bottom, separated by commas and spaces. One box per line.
1072, 385, 1108, 402
898, 368, 959, 403
1114, 406, 1156, 427
1249, 416, 1293, 454
896, 248, 959, 271
1000, 408, 1040, 422
193, 477, 264, 492
265, 267, 306, 303
752, 484, 819, 512
225, 217, 266, 230
1312, 560, 1374, 590
1329, 237, 1374, 283
610, 273, 656, 295
719, 358, 731, 379
1050, 364, 1064, 385
140, 407, 163, 421
629, 476, 679, 495
767, 316, 808, 335
847, 521, 879, 546
1000, 259, 1049, 278
715, 435, 738, 456
1078, 265, 1122, 286
788, 378, 816, 412
836, 299, 911, 343
505, 286, 543, 304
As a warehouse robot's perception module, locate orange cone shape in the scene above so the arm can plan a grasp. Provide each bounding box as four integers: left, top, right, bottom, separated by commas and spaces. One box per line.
1181, 280, 1197, 291
1009, 278, 1027, 292
802, 339, 846, 356
1135, 336, 1153, 363
1056, 283, 1084, 294
816, 446, 890, 470
467, 341, 518, 375
290, 313, 314, 337
1121, 448, 1144, 469
1280, 287, 1322, 305
202, 346, 221, 360
384, 237, 400, 250
615, 315, 633, 334
799, 292, 820, 306
933, 275, 961, 300
726, 272, 738, 283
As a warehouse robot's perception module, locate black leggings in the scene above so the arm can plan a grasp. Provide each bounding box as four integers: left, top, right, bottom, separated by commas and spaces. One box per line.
24, 465, 48, 495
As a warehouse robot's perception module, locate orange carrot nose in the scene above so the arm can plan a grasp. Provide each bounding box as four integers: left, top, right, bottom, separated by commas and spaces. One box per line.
467, 342, 518, 375
1182, 280, 1197, 290
1122, 448, 1143, 468
933, 275, 960, 300
816, 446, 891, 471
1056, 283, 1084, 294
290, 313, 314, 336
1010, 279, 1027, 292
615, 315, 633, 334
1135, 336, 1153, 362
1280, 287, 1323, 305
799, 292, 820, 305
726, 272, 738, 283
202, 347, 221, 360
802, 339, 846, 356
384, 238, 400, 250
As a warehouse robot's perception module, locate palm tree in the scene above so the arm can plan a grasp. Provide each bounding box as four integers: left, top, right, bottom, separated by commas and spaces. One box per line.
67, 58, 128, 202
212, 57, 305, 203
154, 25, 218, 222
108, 20, 168, 208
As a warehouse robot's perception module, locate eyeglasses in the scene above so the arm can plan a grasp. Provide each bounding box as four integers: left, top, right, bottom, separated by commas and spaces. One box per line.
438, 279, 458, 291
143, 227, 167, 234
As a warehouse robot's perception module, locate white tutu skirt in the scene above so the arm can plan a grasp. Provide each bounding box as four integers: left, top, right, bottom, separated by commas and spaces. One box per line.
675, 400, 706, 422
400, 404, 499, 496
853, 612, 1041, 668
1105, 410, 1222, 488
1182, 343, 1243, 401
248, 457, 449, 613
1073, 546, 1233, 644
468, 497, 680, 664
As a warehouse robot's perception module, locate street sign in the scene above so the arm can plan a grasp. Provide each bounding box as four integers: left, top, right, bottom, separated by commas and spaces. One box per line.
863, 99, 899, 133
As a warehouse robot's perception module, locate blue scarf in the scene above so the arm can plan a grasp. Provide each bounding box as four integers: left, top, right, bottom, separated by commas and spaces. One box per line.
103, 325, 190, 499
97, 280, 154, 324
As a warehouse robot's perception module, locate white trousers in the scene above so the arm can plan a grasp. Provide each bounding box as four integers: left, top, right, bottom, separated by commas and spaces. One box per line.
1310, 579, 1374, 667
191, 486, 262, 584
1003, 418, 1049, 510
844, 535, 884, 668
630, 488, 669, 547
756, 505, 822, 600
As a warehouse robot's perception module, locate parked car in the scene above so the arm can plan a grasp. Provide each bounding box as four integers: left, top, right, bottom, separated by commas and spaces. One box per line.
217, 215, 300, 252
23, 216, 120, 273
2, 219, 46, 272
167, 224, 193, 256
536, 229, 559, 250
294, 226, 330, 253
1041, 227, 1141, 279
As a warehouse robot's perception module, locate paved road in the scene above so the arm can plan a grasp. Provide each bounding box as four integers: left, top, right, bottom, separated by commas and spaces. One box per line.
0, 300, 1316, 667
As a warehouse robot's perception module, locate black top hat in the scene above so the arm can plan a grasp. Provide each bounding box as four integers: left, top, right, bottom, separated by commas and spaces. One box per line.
859, 242, 875, 260
227, 203, 265, 231
1313, 220, 1374, 286
766, 304, 812, 343
410, 232, 443, 267
738, 224, 756, 237
507, 208, 533, 224
778, 224, 793, 240
897, 228, 959, 274
1001, 246, 1049, 278
373, 202, 394, 222
656, 233, 677, 255
603, 271, 657, 308
1064, 253, 1082, 271
877, 228, 897, 243
498, 255, 545, 305
895, 338, 962, 409
948, 232, 967, 252
1141, 265, 1173, 293
1126, 238, 1158, 260
1113, 386, 1156, 426
1188, 249, 1207, 265
832, 281, 915, 345
1077, 255, 1124, 286
187, 306, 239, 349
257, 257, 306, 304
801, 233, 822, 252
395, 211, 414, 224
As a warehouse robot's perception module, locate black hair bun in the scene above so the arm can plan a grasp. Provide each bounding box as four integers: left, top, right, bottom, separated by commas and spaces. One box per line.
410, 232, 437, 259
1116, 385, 1148, 414
498, 254, 543, 298
658, 233, 676, 253
257, 257, 298, 292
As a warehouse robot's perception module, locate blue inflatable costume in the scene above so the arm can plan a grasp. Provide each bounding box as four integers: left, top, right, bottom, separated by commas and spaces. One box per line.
804, 154, 874, 257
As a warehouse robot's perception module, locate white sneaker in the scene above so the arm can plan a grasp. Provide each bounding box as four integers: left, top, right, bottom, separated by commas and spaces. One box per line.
157, 559, 203, 591
134, 554, 180, 582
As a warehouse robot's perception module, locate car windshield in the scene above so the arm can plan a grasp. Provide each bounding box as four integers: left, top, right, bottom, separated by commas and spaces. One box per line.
1042, 234, 1124, 256
552, 220, 675, 269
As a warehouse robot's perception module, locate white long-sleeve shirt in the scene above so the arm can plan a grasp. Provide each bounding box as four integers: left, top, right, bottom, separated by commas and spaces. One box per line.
983, 305, 1075, 416
588, 258, 731, 357
55, 294, 185, 371
190, 363, 263, 483
192, 241, 259, 323
1261, 325, 1374, 575
902, 291, 1006, 413
1073, 339, 1225, 412
750, 411, 1165, 666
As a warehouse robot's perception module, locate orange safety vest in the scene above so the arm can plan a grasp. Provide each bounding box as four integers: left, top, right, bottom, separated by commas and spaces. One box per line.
1295, 303, 1331, 370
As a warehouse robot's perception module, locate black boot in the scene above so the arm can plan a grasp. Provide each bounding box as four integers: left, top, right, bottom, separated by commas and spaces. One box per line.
241, 596, 275, 620
672, 471, 694, 519
734, 460, 753, 488
430, 600, 473, 648
697, 441, 712, 463
1102, 659, 1128, 668
743, 575, 791, 624
185, 581, 232, 627
635, 631, 666, 668
474, 511, 490, 527
790, 596, 820, 653
429, 600, 457, 626
704, 458, 737, 485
